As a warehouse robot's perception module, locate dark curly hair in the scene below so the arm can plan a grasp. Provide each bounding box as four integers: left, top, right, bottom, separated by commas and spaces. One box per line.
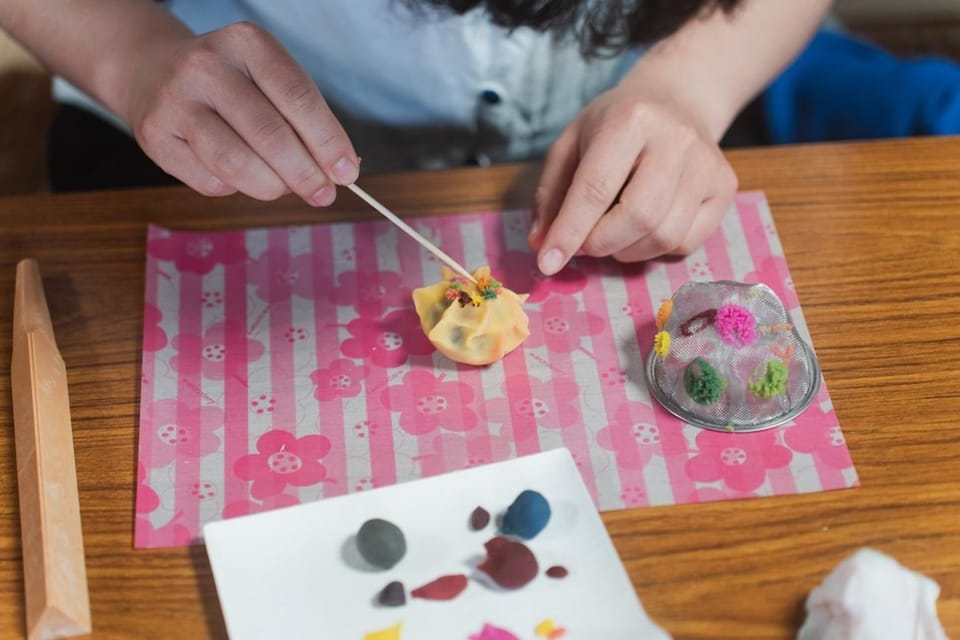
405, 0, 744, 57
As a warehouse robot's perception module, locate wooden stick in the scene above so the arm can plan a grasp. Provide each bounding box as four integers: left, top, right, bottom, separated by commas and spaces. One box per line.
11, 259, 91, 640
346, 183, 478, 283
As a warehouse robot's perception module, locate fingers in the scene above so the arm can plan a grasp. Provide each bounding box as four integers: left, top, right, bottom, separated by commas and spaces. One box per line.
529, 128, 579, 252
611, 156, 737, 262
205, 63, 338, 205
580, 139, 685, 258
179, 105, 289, 201
145, 135, 237, 197
132, 22, 359, 205
225, 23, 360, 186
536, 124, 640, 275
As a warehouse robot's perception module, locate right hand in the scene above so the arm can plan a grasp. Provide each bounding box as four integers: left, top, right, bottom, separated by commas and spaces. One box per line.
119, 21, 358, 205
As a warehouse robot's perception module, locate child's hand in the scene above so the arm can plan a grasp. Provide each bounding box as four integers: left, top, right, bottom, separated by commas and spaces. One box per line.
528, 85, 737, 274
121, 22, 359, 205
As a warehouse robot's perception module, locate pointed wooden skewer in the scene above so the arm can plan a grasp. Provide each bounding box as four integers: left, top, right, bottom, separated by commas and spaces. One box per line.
11, 259, 91, 640
346, 183, 478, 284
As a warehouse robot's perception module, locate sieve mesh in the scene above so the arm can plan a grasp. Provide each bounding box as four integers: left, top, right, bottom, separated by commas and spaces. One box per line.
645, 281, 820, 432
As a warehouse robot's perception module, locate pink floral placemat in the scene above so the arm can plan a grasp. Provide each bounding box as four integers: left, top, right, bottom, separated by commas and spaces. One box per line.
135, 192, 858, 548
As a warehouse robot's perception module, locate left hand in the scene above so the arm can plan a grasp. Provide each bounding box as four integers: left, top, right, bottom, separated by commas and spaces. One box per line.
528, 85, 738, 275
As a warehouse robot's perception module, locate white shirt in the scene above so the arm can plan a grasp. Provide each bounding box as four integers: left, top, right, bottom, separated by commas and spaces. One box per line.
55, 1, 641, 172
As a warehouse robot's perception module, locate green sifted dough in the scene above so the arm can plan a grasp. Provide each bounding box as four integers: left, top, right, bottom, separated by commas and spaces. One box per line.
683, 357, 726, 405
749, 359, 789, 398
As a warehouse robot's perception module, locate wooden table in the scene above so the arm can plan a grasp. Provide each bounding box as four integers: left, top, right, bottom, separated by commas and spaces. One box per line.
1, 137, 959, 639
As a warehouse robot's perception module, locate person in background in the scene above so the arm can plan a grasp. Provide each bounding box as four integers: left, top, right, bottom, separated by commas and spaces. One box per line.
0, 1, 831, 275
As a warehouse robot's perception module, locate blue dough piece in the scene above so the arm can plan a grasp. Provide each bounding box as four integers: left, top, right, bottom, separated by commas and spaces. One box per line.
499, 489, 551, 540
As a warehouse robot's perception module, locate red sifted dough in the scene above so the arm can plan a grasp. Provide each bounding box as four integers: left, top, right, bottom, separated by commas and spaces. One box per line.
411, 574, 469, 601
477, 537, 538, 589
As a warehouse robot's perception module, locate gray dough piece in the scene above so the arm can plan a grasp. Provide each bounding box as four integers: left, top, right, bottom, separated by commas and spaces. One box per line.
356, 518, 407, 569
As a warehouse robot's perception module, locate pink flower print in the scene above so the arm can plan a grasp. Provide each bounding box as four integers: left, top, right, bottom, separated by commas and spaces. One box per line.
191, 481, 217, 500
234, 430, 331, 499
354, 476, 378, 491
148, 230, 247, 275
135, 515, 194, 547
201, 290, 223, 308
310, 359, 367, 401
247, 248, 318, 302
284, 326, 308, 343
222, 493, 300, 519
136, 463, 160, 515
413, 429, 514, 471
743, 256, 793, 299
250, 394, 276, 415
143, 302, 168, 352
380, 370, 478, 435
686, 429, 793, 493
340, 309, 434, 368
170, 322, 265, 381
486, 375, 582, 438
495, 250, 587, 303
686, 486, 757, 502
596, 404, 660, 470
620, 486, 646, 507
329, 270, 408, 315
524, 296, 607, 353
620, 302, 646, 318
143, 398, 223, 468
690, 260, 711, 279
599, 366, 628, 387
783, 422, 853, 470
351, 420, 379, 439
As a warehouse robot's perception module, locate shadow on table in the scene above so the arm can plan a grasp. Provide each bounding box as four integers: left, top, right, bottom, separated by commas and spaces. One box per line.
190, 544, 229, 640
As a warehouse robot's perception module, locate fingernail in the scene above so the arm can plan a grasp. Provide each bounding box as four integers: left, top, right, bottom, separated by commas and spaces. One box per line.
310, 184, 336, 207
332, 156, 359, 184
539, 248, 565, 276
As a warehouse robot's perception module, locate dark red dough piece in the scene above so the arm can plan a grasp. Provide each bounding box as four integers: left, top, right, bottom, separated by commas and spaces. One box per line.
410, 574, 469, 601
377, 580, 406, 607
470, 506, 491, 531
546, 565, 568, 578
477, 537, 538, 589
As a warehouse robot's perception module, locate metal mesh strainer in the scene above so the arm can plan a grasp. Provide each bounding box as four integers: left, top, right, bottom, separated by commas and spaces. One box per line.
645, 281, 820, 433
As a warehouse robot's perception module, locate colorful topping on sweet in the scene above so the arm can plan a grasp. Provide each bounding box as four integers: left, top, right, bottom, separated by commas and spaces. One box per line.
356, 518, 407, 570
444, 274, 504, 307
500, 489, 551, 540
410, 574, 469, 601
376, 580, 406, 607
477, 537, 539, 589
470, 506, 491, 531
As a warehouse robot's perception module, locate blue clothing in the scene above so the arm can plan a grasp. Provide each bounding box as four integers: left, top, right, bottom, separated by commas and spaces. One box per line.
764, 31, 960, 144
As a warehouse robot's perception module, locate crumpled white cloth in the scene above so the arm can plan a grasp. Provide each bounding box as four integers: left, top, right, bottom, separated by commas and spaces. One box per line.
798, 548, 948, 640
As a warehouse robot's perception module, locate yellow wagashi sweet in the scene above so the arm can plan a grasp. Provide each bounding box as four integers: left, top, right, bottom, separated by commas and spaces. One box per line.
412, 266, 529, 366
